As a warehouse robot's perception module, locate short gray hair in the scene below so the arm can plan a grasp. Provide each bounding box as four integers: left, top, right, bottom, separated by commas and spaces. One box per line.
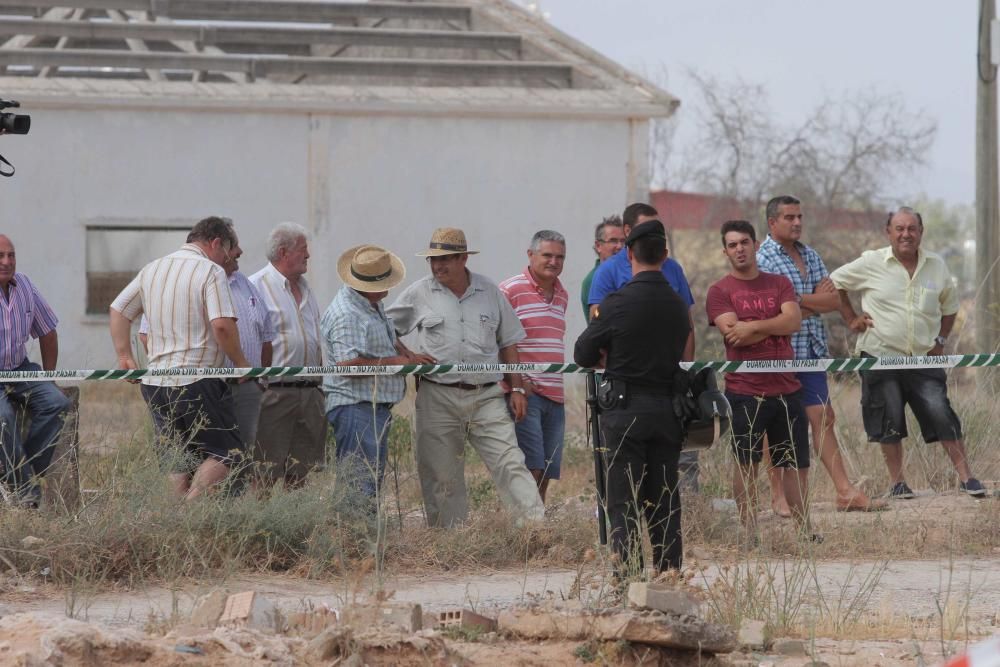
529, 230, 566, 252
888, 206, 923, 228
765, 195, 801, 222
594, 215, 623, 243
266, 222, 309, 262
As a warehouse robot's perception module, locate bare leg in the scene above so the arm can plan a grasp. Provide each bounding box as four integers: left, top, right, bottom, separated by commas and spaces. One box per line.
881, 442, 906, 484
733, 461, 760, 532
805, 403, 878, 510
169, 473, 191, 499
529, 469, 550, 503
940, 439, 973, 481
185, 458, 229, 501
779, 467, 811, 532
763, 437, 791, 517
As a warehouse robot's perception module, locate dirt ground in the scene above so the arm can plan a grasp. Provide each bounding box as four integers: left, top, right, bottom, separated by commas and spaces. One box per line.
2, 490, 998, 665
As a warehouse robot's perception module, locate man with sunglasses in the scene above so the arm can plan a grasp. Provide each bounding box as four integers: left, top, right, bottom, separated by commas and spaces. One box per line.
581, 216, 625, 319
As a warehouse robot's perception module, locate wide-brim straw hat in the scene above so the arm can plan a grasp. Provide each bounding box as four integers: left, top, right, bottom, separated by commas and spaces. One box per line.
337, 244, 406, 292
415, 227, 480, 257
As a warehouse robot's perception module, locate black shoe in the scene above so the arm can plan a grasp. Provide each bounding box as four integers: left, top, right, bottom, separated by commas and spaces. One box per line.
886, 482, 916, 499
960, 478, 988, 498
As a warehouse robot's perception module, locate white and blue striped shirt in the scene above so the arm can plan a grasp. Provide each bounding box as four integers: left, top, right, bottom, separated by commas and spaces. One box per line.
321, 286, 405, 411
139, 270, 274, 367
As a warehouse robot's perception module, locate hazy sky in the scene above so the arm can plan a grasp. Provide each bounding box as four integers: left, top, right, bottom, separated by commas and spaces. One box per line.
531, 1, 978, 206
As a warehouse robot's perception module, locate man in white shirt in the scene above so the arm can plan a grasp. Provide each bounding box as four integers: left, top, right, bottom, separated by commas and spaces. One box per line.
109, 216, 249, 500
250, 222, 327, 487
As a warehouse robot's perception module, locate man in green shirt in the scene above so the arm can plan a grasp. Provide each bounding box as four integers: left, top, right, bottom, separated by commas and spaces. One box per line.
580, 215, 625, 319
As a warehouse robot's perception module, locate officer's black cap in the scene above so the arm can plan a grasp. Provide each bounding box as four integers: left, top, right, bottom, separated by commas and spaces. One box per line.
626, 219, 666, 247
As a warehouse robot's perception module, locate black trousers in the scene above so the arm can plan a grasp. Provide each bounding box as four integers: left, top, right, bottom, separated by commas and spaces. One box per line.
601, 394, 683, 574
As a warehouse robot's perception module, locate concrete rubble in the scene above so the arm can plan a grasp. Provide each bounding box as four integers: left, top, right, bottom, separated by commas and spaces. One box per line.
433, 609, 499, 633
626, 581, 702, 616
497, 603, 737, 653
0, 587, 753, 664
218, 590, 283, 632
737, 618, 768, 650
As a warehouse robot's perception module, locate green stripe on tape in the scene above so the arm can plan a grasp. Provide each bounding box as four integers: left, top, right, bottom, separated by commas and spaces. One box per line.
859, 357, 878, 370
956, 355, 975, 368
969, 355, 989, 367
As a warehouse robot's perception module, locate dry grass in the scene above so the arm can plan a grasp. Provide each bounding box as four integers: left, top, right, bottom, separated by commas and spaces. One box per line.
3, 363, 999, 650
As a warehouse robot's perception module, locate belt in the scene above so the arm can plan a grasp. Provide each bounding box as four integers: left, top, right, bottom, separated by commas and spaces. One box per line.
630, 387, 673, 397
421, 378, 496, 391
224, 378, 265, 386
267, 379, 321, 388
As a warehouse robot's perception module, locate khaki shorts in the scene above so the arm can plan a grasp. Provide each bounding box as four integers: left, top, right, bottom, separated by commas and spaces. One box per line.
255, 385, 327, 481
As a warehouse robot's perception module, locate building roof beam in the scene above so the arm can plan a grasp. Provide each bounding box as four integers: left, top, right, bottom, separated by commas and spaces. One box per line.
0, 47, 572, 86
0, 0, 471, 23
0, 17, 521, 52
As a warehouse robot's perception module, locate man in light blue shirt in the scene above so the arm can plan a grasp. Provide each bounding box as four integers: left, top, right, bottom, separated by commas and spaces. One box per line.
322, 245, 429, 502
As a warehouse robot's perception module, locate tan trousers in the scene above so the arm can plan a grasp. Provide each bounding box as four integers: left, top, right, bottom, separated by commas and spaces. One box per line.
415, 381, 544, 528
255, 385, 327, 483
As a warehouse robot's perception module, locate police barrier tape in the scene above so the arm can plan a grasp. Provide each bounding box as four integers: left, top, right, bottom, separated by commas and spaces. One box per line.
0, 354, 997, 382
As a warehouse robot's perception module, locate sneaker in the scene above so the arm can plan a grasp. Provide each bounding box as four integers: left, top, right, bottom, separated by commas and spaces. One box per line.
886, 481, 916, 499
960, 478, 988, 498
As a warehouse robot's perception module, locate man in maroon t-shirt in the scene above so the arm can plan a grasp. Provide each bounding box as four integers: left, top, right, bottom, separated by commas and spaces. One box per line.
706, 220, 815, 541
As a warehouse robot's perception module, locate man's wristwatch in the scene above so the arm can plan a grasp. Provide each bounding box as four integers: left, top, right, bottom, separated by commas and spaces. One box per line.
934, 335, 948, 347
510, 387, 526, 395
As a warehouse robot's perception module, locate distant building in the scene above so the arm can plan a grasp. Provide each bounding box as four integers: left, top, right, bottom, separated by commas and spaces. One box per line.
1, 0, 677, 367
651, 190, 884, 231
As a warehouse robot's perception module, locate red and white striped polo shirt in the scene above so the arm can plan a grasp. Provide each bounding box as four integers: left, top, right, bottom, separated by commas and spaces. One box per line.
499, 268, 568, 404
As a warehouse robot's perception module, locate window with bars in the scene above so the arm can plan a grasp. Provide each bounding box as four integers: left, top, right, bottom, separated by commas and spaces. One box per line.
85, 226, 189, 315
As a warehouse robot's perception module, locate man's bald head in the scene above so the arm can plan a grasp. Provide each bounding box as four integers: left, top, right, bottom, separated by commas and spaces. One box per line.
0, 235, 15, 288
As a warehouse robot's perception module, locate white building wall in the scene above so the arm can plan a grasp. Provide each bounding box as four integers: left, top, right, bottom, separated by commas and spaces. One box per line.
4, 106, 633, 370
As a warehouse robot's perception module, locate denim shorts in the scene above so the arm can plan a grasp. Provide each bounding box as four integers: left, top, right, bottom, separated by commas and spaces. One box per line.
726, 391, 810, 469
512, 393, 565, 480
858, 366, 963, 444
795, 371, 830, 407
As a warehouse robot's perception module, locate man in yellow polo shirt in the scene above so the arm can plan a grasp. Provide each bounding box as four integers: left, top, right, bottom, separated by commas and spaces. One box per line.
831, 207, 984, 499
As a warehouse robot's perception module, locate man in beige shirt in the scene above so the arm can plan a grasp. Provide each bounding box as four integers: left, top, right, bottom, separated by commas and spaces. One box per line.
110, 216, 250, 500
250, 222, 327, 487
387, 228, 544, 528
831, 207, 985, 499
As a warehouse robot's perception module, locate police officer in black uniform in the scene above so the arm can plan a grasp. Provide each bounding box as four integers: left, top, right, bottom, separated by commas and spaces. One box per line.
574, 219, 691, 576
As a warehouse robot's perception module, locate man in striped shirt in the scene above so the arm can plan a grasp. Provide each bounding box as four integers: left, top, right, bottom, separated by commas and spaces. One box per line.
0, 234, 72, 508
139, 230, 275, 460
250, 223, 327, 488
500, 230, 569, 503
110, 217, 250, 500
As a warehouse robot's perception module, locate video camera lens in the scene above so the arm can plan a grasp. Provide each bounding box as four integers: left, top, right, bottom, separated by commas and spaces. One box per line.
0, 112, 30, 134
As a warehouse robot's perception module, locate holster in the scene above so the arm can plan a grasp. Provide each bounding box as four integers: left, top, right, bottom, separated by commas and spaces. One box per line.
597, 376, 628, 410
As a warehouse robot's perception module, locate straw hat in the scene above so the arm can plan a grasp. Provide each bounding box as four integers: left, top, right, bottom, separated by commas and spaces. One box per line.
337, 245, 406, 292
415, 227, 480, 257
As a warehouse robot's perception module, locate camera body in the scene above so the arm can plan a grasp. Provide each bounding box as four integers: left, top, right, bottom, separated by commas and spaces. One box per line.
0, 98, 30, 135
